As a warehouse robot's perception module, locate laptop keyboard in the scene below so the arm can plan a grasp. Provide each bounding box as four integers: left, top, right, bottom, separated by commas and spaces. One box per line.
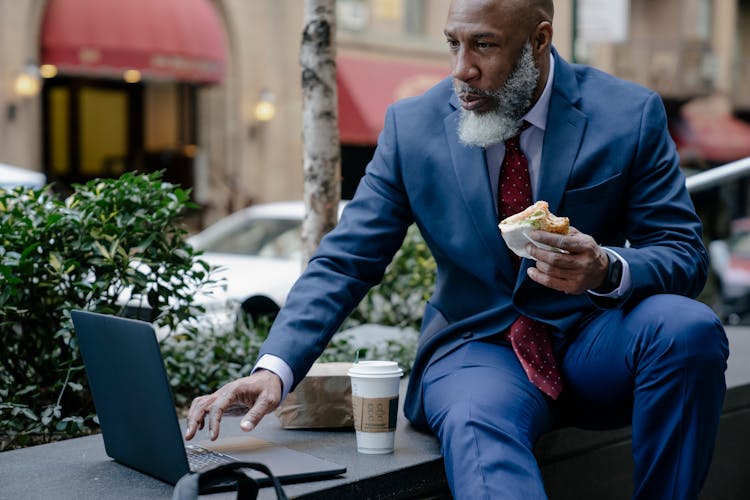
186, 444, 237, 471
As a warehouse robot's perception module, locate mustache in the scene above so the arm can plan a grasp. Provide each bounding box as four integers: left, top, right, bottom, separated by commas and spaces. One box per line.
453, 83, 499, 100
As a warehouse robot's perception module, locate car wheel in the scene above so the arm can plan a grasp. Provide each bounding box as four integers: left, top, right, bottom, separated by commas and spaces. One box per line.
727, 312, 742, 326
241, 295, 281, 323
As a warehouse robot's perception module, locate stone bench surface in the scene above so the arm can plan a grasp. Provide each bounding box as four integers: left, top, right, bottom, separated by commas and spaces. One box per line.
2, 327, 750, 499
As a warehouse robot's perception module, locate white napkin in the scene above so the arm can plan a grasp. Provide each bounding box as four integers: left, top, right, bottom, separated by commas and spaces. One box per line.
499, 224, 569, 260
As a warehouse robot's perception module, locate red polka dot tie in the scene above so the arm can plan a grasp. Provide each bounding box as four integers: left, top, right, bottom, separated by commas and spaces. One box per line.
499, 123, 563, 399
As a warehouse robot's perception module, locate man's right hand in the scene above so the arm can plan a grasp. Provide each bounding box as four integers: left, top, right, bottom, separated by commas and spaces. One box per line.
184, 369, 283, 441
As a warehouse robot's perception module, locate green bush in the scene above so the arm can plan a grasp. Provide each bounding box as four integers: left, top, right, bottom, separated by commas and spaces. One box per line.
164, 223, 434, 408
317, 223, 435, 374
0, 179, 436, 450
0, 172, 216, 450
320, 326, 419, 376
345, 224, 436, 331
162, 314, 272, 410
164, 224, 436, 409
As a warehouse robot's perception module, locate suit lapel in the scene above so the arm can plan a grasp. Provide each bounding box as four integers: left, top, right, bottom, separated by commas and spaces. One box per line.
445, 94, 516, 278
521, 51, 587, 287
535, 51, 587, 216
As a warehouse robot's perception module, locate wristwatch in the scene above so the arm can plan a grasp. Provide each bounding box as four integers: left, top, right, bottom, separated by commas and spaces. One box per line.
593, 250, 623, 294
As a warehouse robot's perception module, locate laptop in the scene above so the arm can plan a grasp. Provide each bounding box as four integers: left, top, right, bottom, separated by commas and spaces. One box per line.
71, 310, 346, 486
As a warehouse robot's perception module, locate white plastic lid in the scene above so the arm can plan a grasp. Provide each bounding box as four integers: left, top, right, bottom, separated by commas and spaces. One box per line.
347, 360, 403, 378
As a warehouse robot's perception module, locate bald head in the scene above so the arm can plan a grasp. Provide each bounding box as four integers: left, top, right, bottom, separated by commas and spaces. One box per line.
447, 0, 553, 38
503, 0, 554, 30
533, 0, 554, 20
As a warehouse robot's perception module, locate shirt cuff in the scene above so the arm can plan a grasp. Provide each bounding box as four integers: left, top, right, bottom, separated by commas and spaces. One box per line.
588, 247, 631, 298
253, 354, 294, 401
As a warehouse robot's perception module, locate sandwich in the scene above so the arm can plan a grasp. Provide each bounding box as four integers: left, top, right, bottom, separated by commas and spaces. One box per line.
499, 200, 569, 234
498, 201, 569, 259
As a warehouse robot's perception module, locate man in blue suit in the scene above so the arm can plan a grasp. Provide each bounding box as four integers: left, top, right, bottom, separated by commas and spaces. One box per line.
186, 0, 729, 497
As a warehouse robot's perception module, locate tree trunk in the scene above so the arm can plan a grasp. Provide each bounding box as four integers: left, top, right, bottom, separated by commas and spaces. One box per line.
300, 0, 340, 268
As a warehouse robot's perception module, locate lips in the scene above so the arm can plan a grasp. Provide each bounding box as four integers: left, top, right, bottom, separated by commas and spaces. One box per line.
454, 85, 492, 112
458, 93, 487, 111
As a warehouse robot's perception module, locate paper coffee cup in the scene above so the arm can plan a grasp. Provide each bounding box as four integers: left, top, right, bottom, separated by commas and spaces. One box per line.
347, 360, 403, 454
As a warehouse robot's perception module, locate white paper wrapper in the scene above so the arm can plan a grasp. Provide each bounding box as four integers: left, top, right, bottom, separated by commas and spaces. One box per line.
499, 223, 568, 260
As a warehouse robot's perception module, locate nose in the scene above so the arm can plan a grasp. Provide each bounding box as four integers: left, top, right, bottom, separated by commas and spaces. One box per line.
451, 48, 479, 84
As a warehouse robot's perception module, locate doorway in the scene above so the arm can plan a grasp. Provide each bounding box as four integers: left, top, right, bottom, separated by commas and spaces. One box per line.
42, 78, 198, 193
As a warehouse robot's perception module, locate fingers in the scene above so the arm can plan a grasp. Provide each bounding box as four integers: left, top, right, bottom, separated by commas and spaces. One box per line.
525, 228, 609, 294
184, 371, 284, 441
208, 388, 234, 440
240, 370, 283, 432
528, 227, 583, 253
527, 228, 597, 261
530, 247, 579, 271
185, 394, 212, 440
240, 391, 281, 432
527, 266, 581, 294
184, 380, 246, 442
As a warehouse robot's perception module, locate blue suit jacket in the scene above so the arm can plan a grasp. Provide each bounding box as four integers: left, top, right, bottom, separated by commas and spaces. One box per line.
259, 50, 707, 429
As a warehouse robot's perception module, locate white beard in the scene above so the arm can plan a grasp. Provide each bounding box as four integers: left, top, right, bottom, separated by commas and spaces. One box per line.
457, 111, 520, 149
456, 42, 539, 148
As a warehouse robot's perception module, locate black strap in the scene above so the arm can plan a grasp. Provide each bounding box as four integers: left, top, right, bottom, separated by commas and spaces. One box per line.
172, 461, 289, 500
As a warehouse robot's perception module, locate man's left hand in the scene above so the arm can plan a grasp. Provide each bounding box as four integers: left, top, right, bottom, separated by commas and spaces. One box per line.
525, 227, 609, 294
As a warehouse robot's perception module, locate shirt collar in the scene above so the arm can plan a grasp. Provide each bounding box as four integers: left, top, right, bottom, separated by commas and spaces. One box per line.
522, 53, 555, 131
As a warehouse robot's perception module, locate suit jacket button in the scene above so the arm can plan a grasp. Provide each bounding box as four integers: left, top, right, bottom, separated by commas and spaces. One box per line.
462, 331, 473, 339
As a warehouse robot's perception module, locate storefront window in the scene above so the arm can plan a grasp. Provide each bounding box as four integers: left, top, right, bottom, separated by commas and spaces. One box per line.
338, 0, 426, 36
42, 78, 196, 192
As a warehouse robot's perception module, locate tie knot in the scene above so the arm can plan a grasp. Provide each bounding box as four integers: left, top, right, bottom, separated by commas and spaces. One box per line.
504, 121, 530, 148
504, 136, 520, 149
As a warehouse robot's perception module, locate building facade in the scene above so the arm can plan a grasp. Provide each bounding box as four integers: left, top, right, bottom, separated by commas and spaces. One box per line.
0, 0, 747, 227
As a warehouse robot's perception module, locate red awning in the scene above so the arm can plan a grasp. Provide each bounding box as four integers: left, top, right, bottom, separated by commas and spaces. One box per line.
337, 52, 449, 144
41, 0, 227, 84
677, 116, 750, 164
674, 95, 750, 164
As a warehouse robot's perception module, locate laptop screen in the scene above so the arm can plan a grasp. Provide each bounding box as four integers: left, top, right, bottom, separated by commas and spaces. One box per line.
73, 310, 191, 484
72, 310, 346, 486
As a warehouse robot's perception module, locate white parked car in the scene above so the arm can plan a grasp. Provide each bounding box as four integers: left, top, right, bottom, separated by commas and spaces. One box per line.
188, 201, 346, 321
0, 163, 46, 189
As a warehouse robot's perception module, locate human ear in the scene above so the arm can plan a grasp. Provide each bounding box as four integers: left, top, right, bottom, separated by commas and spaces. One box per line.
533, 21, 552, 52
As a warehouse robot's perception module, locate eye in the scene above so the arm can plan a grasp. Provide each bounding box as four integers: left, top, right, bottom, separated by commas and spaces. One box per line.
476, 41, 493, 50
445, 38, 459, 52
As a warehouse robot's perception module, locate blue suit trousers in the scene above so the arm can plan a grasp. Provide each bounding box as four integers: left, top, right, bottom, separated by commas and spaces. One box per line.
422, 295, 729, 499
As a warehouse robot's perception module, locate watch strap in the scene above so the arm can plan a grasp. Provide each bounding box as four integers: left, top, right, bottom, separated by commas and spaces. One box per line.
592, 249, 623, 294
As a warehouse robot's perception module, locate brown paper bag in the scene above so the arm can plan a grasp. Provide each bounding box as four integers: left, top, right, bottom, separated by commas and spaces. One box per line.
274, 362, 354, 429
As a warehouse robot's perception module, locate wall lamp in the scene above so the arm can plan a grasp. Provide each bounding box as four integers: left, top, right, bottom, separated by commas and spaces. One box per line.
39, 64, 58, 79
248, 89, 276, 139
123, 69, 142, 83
15, 62, 41, 97
7, 62, 42, 122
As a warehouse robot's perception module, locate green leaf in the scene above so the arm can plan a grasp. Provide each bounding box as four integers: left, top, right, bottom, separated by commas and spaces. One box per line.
49, 253, 62, 272
15, 406, 39, 422
16, 386, 37, 396
94, 241, 110, 259
1, 170, 230, 446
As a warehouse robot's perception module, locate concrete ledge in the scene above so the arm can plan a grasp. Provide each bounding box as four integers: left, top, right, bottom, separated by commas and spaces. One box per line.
537, 327, 750, 500
2, 328, 749, 499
